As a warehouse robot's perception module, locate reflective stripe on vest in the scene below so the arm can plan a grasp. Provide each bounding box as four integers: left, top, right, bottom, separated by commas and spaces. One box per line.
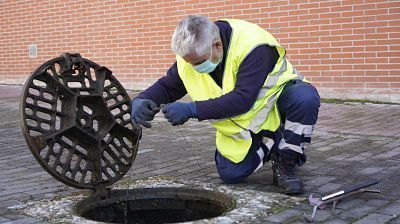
232, 58, 306, 142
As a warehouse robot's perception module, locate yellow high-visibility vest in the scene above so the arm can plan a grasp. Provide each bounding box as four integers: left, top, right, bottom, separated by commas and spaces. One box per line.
176, 19, 306, 163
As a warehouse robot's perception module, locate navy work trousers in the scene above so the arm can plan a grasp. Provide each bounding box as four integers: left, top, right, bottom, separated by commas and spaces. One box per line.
215, 80, 320, 184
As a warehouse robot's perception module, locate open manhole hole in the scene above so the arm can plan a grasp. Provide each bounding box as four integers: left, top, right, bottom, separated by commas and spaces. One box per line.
75, 188, 235, 224
19, 53, 237, 223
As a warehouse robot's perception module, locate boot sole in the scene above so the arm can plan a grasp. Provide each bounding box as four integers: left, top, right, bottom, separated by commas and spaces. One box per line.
273, 175, 304, 195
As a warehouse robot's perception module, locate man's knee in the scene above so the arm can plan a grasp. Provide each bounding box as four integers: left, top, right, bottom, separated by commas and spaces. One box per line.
282, 83, 320, 123
218, 170, 246, 184
295, 84, 320, 110
279, 82, 320, 116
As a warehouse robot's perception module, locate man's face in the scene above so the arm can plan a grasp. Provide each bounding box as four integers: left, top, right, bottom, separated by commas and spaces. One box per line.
183, 41, 223, 67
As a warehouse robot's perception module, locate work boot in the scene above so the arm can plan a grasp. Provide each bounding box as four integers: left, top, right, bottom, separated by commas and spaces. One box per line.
271, 153, 303, 195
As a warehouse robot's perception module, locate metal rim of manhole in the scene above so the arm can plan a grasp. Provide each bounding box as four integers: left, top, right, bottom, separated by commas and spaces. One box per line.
19, 53, 141, 189
74, 187, 236, 224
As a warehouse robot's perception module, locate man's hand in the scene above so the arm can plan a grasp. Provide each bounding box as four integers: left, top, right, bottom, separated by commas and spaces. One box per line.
162, 102, 197, 126
131, 98, 160, 128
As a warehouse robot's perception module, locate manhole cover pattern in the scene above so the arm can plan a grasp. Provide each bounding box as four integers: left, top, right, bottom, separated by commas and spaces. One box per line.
19, 54, 141, 189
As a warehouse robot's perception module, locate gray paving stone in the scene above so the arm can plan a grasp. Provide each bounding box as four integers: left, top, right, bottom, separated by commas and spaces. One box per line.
326, 154, 353, 162
263, 209, 299, 223
378, 203, 400, 216
358, 167, 385, 175
388, 216, 400, 224
2, 217, 40, 224
1, 213, 26, 221
304, 176, 337, 187
335, 199, 366, 210
331, 138, 360, 147
353, 213, 394, 224
137, 148, 155, 154
323, 218, 350, 224
311, 208, 333, 222
314, 145, 335, 152
357, 152, 373, 157
365, 199, 391, 207
344, 155, 367, 162
316, 183, 343, 194
0, 168, 27, 176
0, 217, 10, 223
0, 200, 23, 209
0, 192, 32, 202
339, 205, 375, 218
377, 148, 400, 159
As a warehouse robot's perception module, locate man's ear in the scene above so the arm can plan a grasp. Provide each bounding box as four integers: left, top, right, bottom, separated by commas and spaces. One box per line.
215, 40, 223, 50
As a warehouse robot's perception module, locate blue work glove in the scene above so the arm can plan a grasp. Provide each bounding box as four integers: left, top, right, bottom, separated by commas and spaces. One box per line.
131, 98, 160, 128
162, 102, 197, 126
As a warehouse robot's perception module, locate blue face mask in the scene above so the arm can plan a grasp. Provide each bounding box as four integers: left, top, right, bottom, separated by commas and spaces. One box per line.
193, 47, 221, 74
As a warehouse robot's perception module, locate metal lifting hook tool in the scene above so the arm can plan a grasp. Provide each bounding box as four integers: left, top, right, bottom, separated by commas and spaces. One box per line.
303, 179, 380, 223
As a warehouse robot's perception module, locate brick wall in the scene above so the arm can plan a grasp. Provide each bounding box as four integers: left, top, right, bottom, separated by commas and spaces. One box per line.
0, 0, 399, 102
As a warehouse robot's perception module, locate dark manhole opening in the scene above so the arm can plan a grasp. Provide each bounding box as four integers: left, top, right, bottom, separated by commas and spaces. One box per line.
75, 187, 236, 224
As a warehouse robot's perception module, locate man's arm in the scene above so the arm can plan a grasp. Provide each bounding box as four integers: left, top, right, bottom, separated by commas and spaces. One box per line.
136, 62, 187, 105
195, 45, 279, 120
131, 62, 187, 128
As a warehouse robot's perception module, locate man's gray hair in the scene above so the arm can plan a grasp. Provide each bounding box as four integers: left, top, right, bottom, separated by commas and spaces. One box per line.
172, 15, 220, 57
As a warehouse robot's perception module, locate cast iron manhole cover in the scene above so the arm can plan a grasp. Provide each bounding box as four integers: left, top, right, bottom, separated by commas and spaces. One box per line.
19, 53, 141, 189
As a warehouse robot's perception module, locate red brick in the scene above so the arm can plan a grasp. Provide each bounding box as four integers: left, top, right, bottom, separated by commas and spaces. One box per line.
377, 64, 400, 70
365, 70, 389, 77
331, 53, 353, 58
365, 33, 389, 40
353, 28, 376, 35
330, 17, 352, 24
389, 71, 400, 76
311, 76, 333, 82
353, 3, 376, 11
331, 41, 353, 47
365, 58, 389, 64
342, 35, 368, 41
353, 64, 377, 70
321, 70, 344, 77
390, 83, 400, 88
366, 46, 389, 52
367, 21, 389, 29
330, 5, 353, 13
378, 77, 400, 82
291, 9, 309, 16
342, 70, 365, 76
389, 7, 400, 14
389, 58, 400, 64
342, 83, 365, 88
333, 77, 355, 82
319, 82, 343, 88
343, 58, 365, 64
366, 83, 390, 88
377, 52, 400, 58
343, 46, 365, 53
353, 52, 377, 58
342, 0, 365, 6
319, 1, 343, 8
355, 77, 378, 82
